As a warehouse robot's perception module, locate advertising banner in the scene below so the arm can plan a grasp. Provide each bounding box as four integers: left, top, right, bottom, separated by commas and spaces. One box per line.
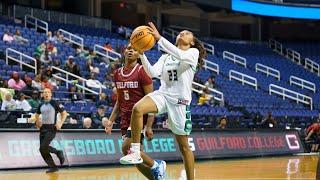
0, 129, 304, 169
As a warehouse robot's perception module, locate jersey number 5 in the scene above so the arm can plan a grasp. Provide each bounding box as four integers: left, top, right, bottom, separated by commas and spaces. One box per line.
123, 90, 130, 100
168, 70, 178, 81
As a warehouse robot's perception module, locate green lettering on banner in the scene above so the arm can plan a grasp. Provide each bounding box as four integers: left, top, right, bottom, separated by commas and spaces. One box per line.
85, 140, 96, 155
74, 140, 86, 155
20, 140, 32, 157
8, 140, 20, 157
167, 138, 176, 152
52, 140, 62, 151
159, 139, 169, 152
152, 139, 160, 152
104, 140, 115, 154
62, 140, 75, 156
118, 139, 123, 154
143, 139, 152, 153
95, 140, 106, 155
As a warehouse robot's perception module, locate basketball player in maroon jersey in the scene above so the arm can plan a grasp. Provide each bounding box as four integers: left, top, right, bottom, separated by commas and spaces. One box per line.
105, 43, 159, 179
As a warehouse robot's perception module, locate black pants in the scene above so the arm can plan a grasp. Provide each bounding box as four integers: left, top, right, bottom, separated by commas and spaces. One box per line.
39, 124, 59, 168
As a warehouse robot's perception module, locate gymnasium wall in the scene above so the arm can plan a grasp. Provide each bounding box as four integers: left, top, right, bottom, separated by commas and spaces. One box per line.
0, 129, 304, 169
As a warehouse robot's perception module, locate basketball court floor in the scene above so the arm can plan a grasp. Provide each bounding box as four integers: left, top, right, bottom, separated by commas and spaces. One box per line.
0, 155, 317, 180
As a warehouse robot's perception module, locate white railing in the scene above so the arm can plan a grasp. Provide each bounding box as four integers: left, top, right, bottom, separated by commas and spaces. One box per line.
6, 48, 37, 74
24, 15, 48, 34
229, 70, 257, 90
192, 81, 224, 103
286, 48, 301, 64
93, 44, 122, 61
255, 63, 280, 80
223, 51, 247, 68
269, 39, 283, 54
269, 84, 313, 110
58, 29, 84, 49
204, 59, 219, 74
51, 66, 102, 94
162, 28, 215, 55
289, 76, 316, 93
305, 58, 320, 76
52, 74, 99, 95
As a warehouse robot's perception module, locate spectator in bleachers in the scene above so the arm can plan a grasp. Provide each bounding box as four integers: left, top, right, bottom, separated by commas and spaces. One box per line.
103, 74, 113, 89
54, 31, 64, 43
86, 49, 97, 60
101, 117, 109, 128
69, 86, 81, 101
86, 59, 100, 75
40, 49, 52, 66
82, 117, 94, 129
47, 31, 56, 43
27, 90, 41, 110
216, 117, 228, 129
34, 43, 46, 57
8, 72, 26, 91
64, 56, 75, 72
117, 26, 126, 38
72, 64, 81, 77
260, 112, 277, 128
47, 43, 58, 56
0, 77, 8, 88
32, 75, 43, 91
15, 93, 32, 111
13, 29, 29, 44
198, 86, 213, 106
104, 42, 113, 51
2, 30, 14, 43
96, 93, 109, 107
86, 73, 105, 89
41, 76, 54, 91
205, 76, 215, 89
91, 105, 107, 127
22, 76, 36, 97
1, 93, 17, 111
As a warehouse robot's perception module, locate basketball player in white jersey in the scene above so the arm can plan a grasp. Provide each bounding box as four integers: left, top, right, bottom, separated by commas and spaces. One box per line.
120, 22, 207, 180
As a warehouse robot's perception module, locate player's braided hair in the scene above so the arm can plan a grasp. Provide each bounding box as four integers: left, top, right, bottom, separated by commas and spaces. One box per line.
191, 37, 207, 69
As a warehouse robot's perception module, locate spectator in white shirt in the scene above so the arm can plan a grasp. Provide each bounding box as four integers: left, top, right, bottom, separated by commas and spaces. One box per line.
1, 93, 17, 111
14, 29, 29, 44
3, 30, 14, 43
15, 93, 32, 111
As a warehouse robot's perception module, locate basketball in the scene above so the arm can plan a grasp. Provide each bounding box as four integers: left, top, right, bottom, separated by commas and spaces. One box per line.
130, 26, 155, 51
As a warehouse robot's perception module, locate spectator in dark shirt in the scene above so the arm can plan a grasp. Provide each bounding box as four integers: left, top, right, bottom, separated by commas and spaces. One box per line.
22, 76, 36, 97
216, 117, 227, 129
260, 112, 277, 128
64, 56, 75, 73
96, 93, 109, 107
91, 105, 107, 128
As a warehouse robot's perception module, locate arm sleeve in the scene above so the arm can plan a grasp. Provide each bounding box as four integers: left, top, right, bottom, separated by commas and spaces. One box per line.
139, 54, 167, 78
138, 66, 153, 87
157, 37, 199, 67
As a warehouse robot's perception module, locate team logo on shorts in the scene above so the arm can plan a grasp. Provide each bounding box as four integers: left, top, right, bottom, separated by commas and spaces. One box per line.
177, 99, 189, 105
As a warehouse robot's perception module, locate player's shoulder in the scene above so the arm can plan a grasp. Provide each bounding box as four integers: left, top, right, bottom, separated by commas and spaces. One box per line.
188, 47, 199, 54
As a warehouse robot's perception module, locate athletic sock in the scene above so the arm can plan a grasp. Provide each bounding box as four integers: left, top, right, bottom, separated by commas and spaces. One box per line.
151, 160, 159, 170
131, 143, 141, 155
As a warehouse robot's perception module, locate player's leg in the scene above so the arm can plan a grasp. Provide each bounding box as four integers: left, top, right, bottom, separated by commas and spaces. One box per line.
122, 137, 154, 180
168, 104, 194, 180
130, 96, 158, 144
39, 128, 58, 172
175, 134, 194, 180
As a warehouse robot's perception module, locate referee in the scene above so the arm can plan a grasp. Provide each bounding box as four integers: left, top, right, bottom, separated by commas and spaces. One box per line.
28, 88, 68, 173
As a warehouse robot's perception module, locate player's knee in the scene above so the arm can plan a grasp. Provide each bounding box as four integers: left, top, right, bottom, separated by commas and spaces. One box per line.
179, 144, 191, 156
132, 104, 143, 116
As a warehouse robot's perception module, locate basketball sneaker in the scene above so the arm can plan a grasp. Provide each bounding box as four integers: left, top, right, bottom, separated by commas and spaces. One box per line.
151, 160, 167, 180
119, 149, 143, 164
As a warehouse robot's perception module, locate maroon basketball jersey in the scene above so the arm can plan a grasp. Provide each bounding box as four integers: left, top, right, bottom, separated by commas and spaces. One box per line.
114, 64, 152, 133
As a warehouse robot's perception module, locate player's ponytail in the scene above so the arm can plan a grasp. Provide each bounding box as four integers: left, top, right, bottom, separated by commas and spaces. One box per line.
191, 37, 207, 69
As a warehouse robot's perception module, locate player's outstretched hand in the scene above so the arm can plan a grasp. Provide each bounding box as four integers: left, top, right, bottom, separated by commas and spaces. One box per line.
148, 22, 161, 41
145, 127, 154, 141
105, 120, 113, 135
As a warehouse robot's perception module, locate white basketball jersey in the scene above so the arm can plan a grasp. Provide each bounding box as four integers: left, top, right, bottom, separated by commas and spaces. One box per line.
140, 37, 199, 104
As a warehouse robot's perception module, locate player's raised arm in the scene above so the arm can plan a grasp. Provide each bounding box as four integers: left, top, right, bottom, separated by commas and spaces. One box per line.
139, 53, 166, 78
